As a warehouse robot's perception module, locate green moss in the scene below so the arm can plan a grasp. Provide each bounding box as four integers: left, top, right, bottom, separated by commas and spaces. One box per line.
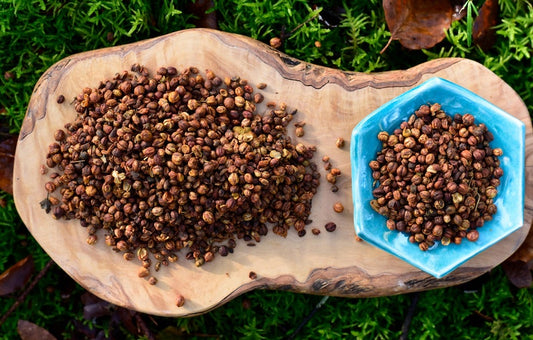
1, 0, 532, 338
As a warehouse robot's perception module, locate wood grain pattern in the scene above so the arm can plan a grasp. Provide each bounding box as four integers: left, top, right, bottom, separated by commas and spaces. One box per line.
13, 29, 533, 317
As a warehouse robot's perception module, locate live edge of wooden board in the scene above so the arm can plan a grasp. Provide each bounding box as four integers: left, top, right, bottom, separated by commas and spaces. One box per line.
13, 28, 533, 317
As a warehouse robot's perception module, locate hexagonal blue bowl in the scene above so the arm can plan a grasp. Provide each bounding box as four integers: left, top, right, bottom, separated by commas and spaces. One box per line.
350, 77, 525, 278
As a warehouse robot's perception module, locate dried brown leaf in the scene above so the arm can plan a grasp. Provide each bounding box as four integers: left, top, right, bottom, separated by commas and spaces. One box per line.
83, 300, 112, 320
156, 326, 187, 340
507, 222, 533, 264
17, 320, 57, 340
473, 0, 499, 51
451, 0, 468, 21
188, 0, 218, 30
502, 260, 532, 288
504, 220, 533, 287
0, 255, 35, 296
0, 135, 17, 195
115, 307, 138, 336
382, 0, 454, 52
80, 291, 103, 306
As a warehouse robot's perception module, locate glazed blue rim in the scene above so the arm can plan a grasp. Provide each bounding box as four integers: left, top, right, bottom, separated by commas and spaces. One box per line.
350, 77, 525, 278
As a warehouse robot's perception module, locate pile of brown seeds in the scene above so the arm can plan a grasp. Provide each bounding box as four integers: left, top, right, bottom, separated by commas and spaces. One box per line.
42, 65, 320, 279
369, 103, 503, 250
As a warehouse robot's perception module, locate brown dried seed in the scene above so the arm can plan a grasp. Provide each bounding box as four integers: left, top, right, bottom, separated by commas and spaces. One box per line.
466, 230, 479, 242
253, 93, 264, 104
42, 66, 323, 282
176, 294, 186, 307
369, 103, 501, 249
54, 129, 66, 141
138, 267, 150, 278
333, 202, 344, 213
295, 126, 305, 137
326, 173, 336, 184
249, 271, 257, 280
270, 37, 282, 48
325, 222, 336, 232
86, 235, 97, 245
45, 181, 56, 193
330, 168, 341, 176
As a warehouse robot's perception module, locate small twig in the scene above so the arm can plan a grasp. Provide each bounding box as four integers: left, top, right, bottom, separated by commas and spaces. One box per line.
473, 310, 494, 322
289, 11, 321, 36
281, 10, 322, 41
400, 292, 420, 340
380, 36, 394, 54
134, 312, 155, 340
0, 259, 54, 326
287, 295, 329, 339
0, 152, 15, 158
189, 333, 221, 339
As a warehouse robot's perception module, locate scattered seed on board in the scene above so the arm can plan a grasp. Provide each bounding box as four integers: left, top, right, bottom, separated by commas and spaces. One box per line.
176, 295, 185, 307
333, 202, 344, 213
325, 222, 337, 232
335, 137, 345, 148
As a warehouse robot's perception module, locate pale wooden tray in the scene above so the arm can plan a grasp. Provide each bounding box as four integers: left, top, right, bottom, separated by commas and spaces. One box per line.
13, 29, 533, 317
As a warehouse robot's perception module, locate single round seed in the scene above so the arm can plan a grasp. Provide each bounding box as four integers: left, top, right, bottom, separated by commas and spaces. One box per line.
467, 230, 479, 242
325, 222, 336, 232
333, 202, 344, 213
176, 294, 185, 307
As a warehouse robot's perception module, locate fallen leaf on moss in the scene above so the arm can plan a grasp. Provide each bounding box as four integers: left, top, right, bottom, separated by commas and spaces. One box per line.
382, 0, 454, 52
473, 0, 499, 51
502, 260, 532, 288
451, 0, 468, 21
188, 0, 218, 29
503, 221, 533, 288
0, 134, 17, 194
0, 255, 35, 296
17, 320, 57, 340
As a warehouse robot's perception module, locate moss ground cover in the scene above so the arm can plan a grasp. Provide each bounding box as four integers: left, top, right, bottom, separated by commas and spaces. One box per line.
1, 0, 532, 338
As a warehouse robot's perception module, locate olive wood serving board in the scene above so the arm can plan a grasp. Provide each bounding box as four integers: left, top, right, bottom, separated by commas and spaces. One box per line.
13, 28, 533, 317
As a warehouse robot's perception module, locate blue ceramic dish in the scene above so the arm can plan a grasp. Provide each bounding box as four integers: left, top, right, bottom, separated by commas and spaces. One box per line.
350, 77, 525, 278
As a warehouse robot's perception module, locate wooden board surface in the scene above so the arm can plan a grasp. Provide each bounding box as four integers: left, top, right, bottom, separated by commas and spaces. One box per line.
13, 29, 533, 317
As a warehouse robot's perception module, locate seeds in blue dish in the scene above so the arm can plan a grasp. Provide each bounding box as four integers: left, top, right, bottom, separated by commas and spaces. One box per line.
369, 103, 503, 251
